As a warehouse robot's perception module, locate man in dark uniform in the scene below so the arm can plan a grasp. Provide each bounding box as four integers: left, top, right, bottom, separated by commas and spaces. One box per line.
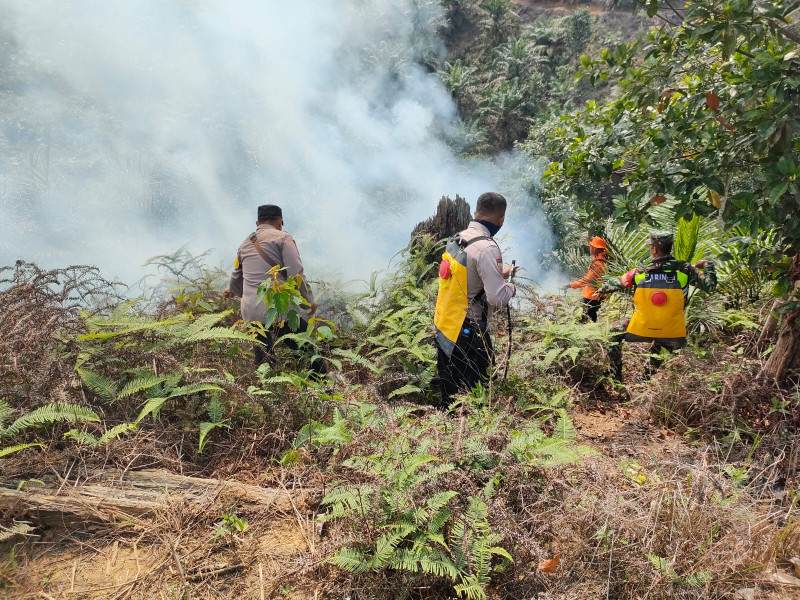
600, 231, 716, 380
224, 204, 324, 373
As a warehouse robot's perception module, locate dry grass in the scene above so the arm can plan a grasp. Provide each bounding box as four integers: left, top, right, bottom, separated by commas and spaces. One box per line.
1, 264, 799, 599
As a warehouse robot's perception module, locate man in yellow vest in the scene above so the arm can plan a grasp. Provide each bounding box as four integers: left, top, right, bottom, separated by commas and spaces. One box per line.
600, 231, 716, 380
433, 192, 517, 406
561, 236, 608, 322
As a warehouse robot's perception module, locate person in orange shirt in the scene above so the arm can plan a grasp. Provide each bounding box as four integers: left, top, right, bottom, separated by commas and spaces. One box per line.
561, 236, 608, 322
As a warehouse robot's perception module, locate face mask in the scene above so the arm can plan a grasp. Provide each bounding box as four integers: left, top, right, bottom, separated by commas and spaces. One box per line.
476, 219, 502, 237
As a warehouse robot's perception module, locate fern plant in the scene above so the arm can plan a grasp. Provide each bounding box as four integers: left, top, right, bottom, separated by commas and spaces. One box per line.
0, 400, 100, 457
64, 423, 137, 446
647, 553, 713, 588
197, 393, 228, 453
323, 447, 510, 599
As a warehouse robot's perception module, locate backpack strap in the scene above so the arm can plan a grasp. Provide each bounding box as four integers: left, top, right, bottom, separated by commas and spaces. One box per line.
456, 234, 492, 248
248, 232, 279, 270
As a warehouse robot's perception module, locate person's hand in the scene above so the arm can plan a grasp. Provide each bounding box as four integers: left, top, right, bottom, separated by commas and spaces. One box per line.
561, 283, 571, 291
694, 259, 708, 270
222, 288, 231, 299
308, 302, 318, 316
502, 264, 512, 280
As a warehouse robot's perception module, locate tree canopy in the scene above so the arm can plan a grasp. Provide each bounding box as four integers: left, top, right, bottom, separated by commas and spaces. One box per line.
542, 0, 800, 292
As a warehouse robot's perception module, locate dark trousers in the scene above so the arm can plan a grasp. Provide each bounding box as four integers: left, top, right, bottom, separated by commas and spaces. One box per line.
580, 297, 601, 323
436, 322, 493, 407
254, 317, 327, 376
608, 317, 683, 380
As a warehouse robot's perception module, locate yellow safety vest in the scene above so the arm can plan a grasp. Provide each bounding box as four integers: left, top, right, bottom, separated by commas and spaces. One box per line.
626, 268, 689, 343
434, 235, 490, 357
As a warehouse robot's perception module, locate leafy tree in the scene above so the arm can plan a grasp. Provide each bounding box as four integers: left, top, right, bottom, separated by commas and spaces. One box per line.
479, 78, 544, 148
478, 0, 520, 47
490, 36, 548, 80
541, 0, 800, 381
564, 8, 594, 56
440, 59, 480, 113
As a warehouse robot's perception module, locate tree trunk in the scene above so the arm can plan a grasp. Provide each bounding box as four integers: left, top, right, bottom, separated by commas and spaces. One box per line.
762, 252, 800, 383
756, 298, 782, 351
410, 195, 471, 245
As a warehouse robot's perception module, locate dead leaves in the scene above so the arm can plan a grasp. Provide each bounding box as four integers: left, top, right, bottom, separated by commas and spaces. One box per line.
716, 116, 735, 131
539, 553, 560, 573
706, 92, 720, 112
649, 194, 667, 206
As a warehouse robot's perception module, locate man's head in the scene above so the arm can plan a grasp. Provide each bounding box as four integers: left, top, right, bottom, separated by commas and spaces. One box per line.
587, 236, 607, 257
647, 231, 674, 257
474, 192, 507, 225
257, 204, 283, 230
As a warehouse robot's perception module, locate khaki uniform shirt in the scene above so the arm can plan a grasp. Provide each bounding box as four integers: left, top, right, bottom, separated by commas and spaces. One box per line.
228, 223, 314, 324
460, 221, 516, 324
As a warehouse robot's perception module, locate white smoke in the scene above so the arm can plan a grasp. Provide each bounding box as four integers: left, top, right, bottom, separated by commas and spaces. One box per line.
0, 0, 554, 285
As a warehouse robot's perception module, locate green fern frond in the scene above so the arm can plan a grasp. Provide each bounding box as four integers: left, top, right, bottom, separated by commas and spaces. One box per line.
553, 409, 577, 443
3, 403, 99, 438
0, 443, 44, 458
682, 572, 713, 588
76, 368, 118, 401
207, 394, 224, 424
117, 374, 171, 399
198, 421, 224, 453
181, 311, 230, 337
99, 423, 137, 444
389, 384, 423, 398
135, 397, 168, 423
63, 430, 99, 445
167, 383, 223, 398
327, 547, 370, 574
368, 531, 406, 568
331, 348, 382, 374
179, 326, 255, 344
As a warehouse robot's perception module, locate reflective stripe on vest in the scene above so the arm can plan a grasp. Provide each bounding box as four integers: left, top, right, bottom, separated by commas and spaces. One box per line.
626, 269, 689, 342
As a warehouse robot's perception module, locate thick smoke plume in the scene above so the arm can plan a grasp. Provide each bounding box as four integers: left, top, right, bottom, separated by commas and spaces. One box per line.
0, 0, 553, 285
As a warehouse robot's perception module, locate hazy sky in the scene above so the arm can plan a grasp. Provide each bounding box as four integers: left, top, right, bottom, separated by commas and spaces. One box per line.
0, 0, 552, 285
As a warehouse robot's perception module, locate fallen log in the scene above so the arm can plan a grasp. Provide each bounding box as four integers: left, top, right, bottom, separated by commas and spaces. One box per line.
0, 469, 312, 526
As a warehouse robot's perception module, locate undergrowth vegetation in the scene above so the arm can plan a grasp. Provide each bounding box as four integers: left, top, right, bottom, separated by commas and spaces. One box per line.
1, 232, 798, 599
2, 2, 800, 598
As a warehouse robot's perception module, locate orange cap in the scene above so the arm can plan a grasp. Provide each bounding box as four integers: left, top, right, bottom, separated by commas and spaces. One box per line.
588, 236, 607, 249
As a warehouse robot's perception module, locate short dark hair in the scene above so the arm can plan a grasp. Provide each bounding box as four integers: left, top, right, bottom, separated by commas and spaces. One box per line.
475, 192, 507, 218
258, 204, 283, 222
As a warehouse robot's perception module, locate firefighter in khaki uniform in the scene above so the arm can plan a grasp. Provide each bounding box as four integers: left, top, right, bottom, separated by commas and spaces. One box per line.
561, 236, 608, 322
224, 204, 324, 373
434, 192, 517, 407
599, 231, 716, 380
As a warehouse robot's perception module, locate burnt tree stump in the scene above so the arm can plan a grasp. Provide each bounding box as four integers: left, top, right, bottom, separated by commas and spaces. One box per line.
410, 195, 472, 244
408, 195, 472, 280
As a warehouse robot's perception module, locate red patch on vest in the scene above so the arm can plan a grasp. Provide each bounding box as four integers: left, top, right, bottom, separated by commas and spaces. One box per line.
496, 258, 502, 271
651, 291, 668, 306
439, 260, 451, 279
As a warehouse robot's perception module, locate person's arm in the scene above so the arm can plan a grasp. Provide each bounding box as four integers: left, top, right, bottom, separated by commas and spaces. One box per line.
567, 258, 604, 289
281, 235, 316, 312
477, 245, 516, 307
687, 260, 717, 293
225, 253, 244, 298
599, 267, 639, 295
